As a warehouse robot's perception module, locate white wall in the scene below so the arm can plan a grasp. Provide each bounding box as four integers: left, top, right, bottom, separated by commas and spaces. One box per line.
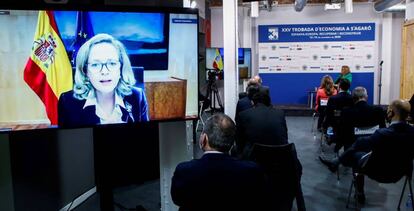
211, 3, 404, 105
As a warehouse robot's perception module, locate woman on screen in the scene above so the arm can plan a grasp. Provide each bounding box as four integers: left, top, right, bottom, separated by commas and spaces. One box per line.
58, 33, 149, 128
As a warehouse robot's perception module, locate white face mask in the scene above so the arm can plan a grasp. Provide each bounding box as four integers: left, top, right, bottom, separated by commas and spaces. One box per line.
199, 133, 206, 151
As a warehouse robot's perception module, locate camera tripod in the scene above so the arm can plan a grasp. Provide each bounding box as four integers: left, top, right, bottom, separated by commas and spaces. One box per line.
205, 69, 224, 113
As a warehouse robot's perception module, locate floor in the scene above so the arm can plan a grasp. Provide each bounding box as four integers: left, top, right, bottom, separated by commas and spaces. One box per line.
76, 116, 414, 211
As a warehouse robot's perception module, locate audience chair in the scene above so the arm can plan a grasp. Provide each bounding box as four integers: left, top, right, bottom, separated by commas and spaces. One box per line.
354, 125, 380, 137
346, 150, 414, 210
249, 143, 306, 211
317, 98, 329, 130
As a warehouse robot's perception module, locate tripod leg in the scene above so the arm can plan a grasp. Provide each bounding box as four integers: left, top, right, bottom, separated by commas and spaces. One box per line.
214, 90, 223, 110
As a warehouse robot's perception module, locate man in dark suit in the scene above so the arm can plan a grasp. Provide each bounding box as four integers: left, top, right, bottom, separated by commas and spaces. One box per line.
324, 78, 353, 129
235, 79, 260, 120
320, 99, 414, 203
236, 89, 303, 210
236, 88, 288, 159
171, 114, 270, 211
335, 86, 386, 150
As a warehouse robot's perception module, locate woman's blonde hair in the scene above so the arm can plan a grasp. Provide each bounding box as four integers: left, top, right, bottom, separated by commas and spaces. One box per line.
341, 65, 350, 75
73, 33, 136, 100
320, 75, 334, 96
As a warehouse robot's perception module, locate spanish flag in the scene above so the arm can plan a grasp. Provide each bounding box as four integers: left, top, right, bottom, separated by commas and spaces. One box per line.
24, 11, 73, 125
212, 48, 224, 71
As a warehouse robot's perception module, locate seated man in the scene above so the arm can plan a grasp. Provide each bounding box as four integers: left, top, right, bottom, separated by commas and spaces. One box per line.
236, 89, 303, 210
336, 86, 386, 150
324, 78, 353, 129
238, 75, 269, 99
320, 100, 414, 203
171, 114, 270, 211
235, 79, 260, 119
236, 88, 288, 159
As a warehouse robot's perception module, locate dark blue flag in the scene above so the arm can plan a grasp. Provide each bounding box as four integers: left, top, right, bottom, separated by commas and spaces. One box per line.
71, 11, 94, 66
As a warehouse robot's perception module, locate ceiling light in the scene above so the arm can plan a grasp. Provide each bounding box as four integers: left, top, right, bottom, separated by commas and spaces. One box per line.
190, 0, 197, 9
345, 0, 353, 13
251, 1, 259, 17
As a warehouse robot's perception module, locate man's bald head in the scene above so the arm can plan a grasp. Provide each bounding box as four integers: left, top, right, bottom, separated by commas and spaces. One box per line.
252, 75, 262, 85
388, 99, 411, 121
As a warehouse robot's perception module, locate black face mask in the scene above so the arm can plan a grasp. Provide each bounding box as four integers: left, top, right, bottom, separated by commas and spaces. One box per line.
386, 110, 394, 123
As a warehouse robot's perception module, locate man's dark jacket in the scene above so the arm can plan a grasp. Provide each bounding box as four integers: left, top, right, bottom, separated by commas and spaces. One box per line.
338, 100, 386, 149
236, 104, 288, 158
347, 122, 414, 183
171, 153, 270, 211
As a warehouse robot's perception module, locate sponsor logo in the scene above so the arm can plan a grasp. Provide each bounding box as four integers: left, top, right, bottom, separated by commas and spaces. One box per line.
268, 27, 279, 41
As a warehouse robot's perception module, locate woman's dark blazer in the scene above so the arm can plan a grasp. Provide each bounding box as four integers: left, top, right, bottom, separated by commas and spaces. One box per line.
58, 87, 149, 128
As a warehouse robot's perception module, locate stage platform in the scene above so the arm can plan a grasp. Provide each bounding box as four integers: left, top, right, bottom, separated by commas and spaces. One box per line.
273, 105, 314, 116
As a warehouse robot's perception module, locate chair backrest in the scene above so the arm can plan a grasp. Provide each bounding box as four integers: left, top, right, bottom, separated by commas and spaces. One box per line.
249, 143, 300, 177
354, 125, 379, 136
362, 137, 413, 183
132, 66, 144, 89
249, 143, 302, 198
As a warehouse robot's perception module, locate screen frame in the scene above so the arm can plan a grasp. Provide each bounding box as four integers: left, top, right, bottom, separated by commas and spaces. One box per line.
0, 3, 200, 132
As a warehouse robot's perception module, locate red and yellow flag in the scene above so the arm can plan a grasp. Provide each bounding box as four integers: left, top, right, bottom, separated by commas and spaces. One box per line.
24, 11, 73, 125
212, 48, 223, 71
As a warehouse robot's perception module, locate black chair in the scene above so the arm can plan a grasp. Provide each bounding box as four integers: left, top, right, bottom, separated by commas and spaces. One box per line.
132, 66, 144, 89
249, 143, 306, 211
346, 150, 414, 210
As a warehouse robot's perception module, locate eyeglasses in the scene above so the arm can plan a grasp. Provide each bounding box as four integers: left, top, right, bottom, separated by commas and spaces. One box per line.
87, 61, 121, 72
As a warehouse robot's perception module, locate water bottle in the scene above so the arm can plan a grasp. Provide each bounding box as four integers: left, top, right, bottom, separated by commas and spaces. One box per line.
407, 193, 413, 208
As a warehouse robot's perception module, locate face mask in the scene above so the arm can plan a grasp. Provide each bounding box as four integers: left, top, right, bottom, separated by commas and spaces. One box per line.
199, 133, 206, 151
386, 110, 394, 123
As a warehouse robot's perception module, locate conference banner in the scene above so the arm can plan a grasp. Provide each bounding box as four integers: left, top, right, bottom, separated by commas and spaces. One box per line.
258, 23, 376, 73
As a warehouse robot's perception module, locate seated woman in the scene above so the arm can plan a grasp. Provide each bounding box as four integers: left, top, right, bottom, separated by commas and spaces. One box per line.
334, 65, 352, 87
316, 75, 337, 131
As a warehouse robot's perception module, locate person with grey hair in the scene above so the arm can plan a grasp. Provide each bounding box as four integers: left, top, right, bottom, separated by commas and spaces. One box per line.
320, 99, 414, 204
329, 86, 386, 151
171, 113, 270, 211
58, 33, 149, 127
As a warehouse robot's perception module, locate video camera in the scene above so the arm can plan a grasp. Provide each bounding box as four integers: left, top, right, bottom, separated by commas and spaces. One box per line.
206, 68, 223, 82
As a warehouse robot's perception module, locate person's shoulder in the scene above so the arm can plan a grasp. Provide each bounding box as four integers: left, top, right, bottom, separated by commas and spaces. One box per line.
130, 86, 144, 95
235, 159, 260, 169
175, 159, 200, 172
232, 159, 262, 174
316, 88, 325, 94
59, 90, 82, 105
125, 86, 146, 102
60, 90, 74, 99
238, 106, 255, 118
